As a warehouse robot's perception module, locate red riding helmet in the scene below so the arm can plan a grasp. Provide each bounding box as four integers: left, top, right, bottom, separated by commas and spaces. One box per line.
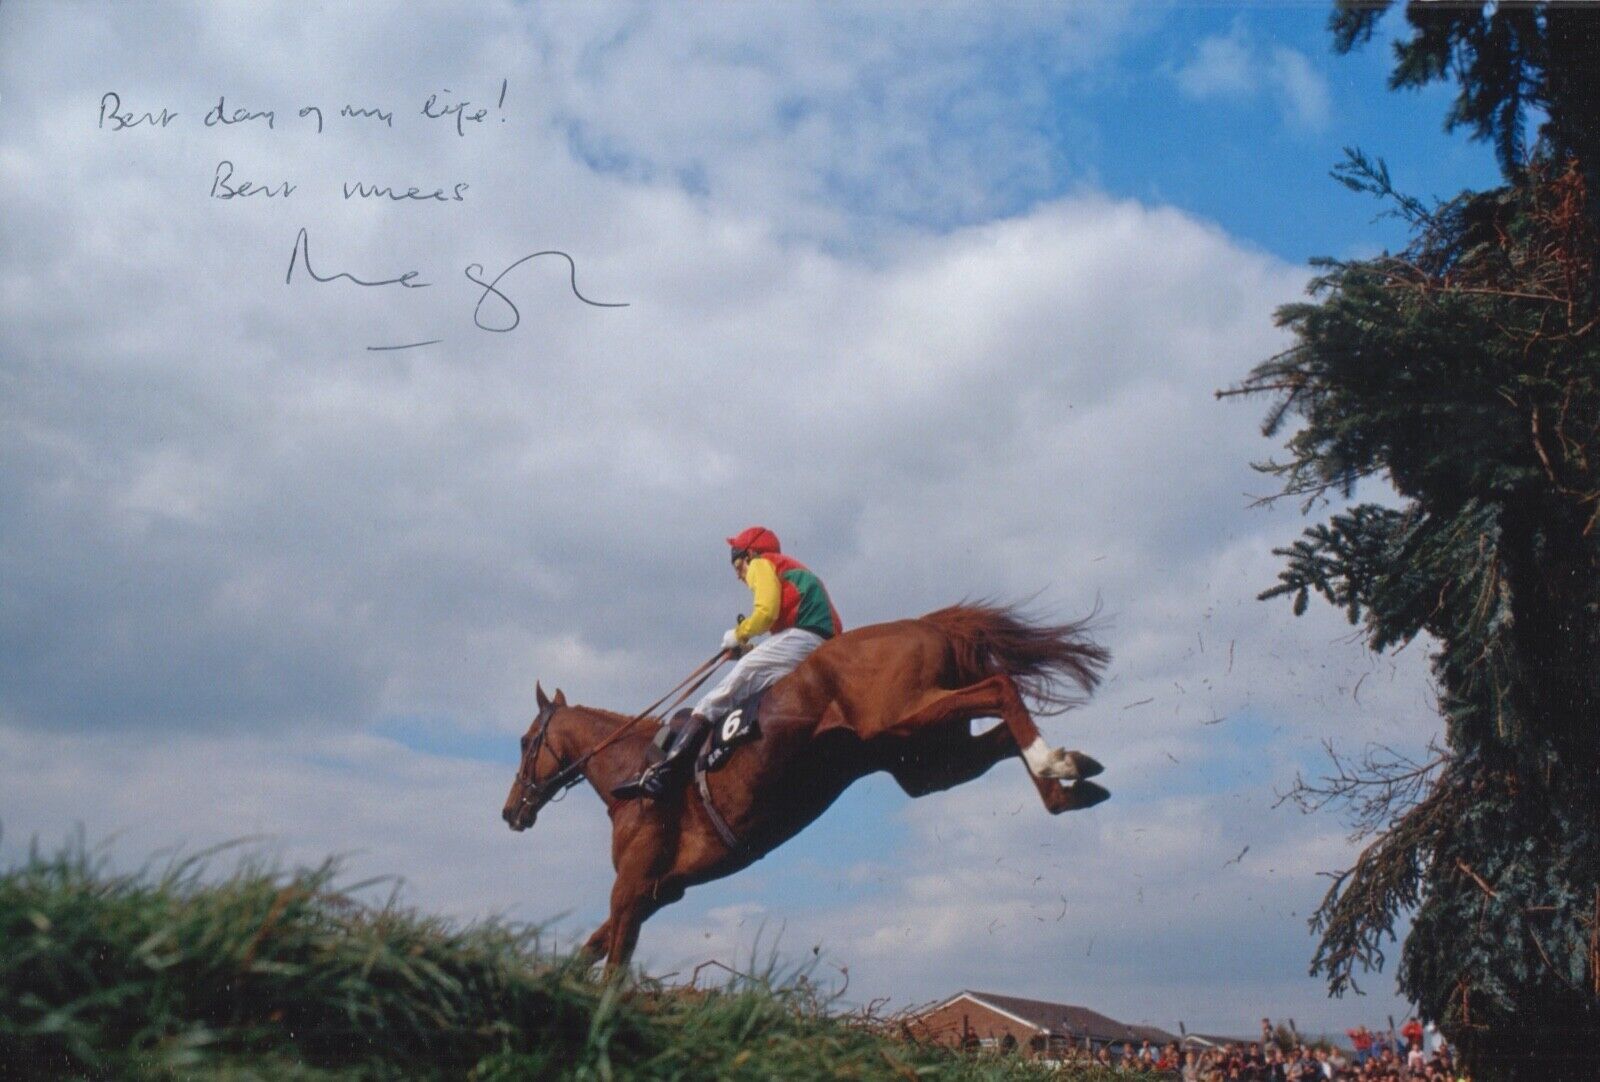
727, 526, 781, 557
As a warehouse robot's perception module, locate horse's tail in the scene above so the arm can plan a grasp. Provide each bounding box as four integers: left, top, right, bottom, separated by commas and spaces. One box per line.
920, 602, 1109, 715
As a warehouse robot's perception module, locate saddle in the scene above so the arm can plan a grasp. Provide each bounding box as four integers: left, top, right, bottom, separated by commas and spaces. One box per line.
703, 690, 764, 770
650, 690, 765, 772
634, 691, 768, 853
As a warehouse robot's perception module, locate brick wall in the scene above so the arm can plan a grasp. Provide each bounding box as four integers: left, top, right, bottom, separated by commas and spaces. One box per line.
906, 997, 1048, 1058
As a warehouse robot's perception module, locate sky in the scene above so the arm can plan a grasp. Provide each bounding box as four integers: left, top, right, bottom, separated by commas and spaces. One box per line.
0, 0, 1506, 1037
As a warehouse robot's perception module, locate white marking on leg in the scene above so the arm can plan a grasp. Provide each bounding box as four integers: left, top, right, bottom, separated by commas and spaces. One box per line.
1023, 737, 1072, 779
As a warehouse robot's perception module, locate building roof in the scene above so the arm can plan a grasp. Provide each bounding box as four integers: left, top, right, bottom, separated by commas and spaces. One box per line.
1184, 1032, 1256, 1048
1126, 1022, 1186, 1046
934, 990, 1180, 1046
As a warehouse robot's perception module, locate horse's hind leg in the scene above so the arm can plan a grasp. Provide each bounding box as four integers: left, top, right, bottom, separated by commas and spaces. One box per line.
891, 721, 1016, 797
890, 676, 1107, 812
892, 675, 1082, 780
981, 674, 1109, 811
1030, 771, 1110, 815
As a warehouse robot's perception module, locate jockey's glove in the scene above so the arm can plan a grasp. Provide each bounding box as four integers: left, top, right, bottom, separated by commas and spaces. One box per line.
720, 628, 743, 654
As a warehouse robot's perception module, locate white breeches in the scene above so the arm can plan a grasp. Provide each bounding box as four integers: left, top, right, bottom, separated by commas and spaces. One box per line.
695, 628, 825, 723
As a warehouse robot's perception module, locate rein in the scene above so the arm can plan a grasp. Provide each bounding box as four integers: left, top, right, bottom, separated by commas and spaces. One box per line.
520, 649, 731, 807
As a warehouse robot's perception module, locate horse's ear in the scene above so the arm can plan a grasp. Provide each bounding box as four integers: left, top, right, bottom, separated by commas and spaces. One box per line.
554, 688, 567, 707
536, 682, 549, 709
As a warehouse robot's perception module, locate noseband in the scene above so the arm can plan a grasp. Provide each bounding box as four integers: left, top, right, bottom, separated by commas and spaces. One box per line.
514, 705, 585, 817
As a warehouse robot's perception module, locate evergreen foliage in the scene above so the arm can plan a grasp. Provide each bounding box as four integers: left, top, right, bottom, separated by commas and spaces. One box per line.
1331, 1, 1600, 189
1229, 153, 1600, 1079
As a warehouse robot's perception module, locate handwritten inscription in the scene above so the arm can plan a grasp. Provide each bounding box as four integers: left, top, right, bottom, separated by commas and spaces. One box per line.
204, 95, 275, 130
95, 83, 626, 354
99, 92, 178, 130
342, 180, 470, 203
211, 160, 296, 199
284, 228, 628, 349
98, 84, 508, 140
285, 228, 429, 289
421, 90, 489, 136
465, 251, 629, 333
340, 104, 394, 127
207, 163, 469, 202
98, 85, 503, 205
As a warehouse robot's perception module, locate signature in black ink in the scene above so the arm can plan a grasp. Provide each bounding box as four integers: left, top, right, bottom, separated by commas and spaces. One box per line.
285, 228, 430, 289
465, 251, 629, 332
283, 228, 627, 350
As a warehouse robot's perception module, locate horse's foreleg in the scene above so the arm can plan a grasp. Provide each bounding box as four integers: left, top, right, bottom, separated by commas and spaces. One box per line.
602, 885, 685, 975
602, 910, 643, 975
601, 815, 688, 975
602, 866, 652, 976
580, 920, 611, 964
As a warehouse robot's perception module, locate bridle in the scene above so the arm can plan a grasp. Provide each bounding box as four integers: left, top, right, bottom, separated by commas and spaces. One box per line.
510, 649, 732, 820
511, 702, 584, 820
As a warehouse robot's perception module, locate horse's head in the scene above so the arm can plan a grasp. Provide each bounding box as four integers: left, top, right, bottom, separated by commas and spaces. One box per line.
502, 682, 580, 831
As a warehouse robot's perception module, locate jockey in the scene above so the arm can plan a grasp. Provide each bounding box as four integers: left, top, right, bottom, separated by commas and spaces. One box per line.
614, 526, 842, 801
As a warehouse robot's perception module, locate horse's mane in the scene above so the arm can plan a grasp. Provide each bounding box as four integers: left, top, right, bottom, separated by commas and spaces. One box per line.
920, 602, 1109, 715
558, 704, 662, 749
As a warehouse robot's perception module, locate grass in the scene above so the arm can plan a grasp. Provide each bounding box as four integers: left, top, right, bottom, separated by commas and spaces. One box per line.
0, 838, 1158, 1080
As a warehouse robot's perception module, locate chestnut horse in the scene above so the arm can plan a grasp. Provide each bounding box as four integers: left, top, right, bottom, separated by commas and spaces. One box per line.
501, 604, 1109, 971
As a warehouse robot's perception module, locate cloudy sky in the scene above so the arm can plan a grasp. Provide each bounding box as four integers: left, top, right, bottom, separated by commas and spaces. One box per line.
1, 1, 1502, 1036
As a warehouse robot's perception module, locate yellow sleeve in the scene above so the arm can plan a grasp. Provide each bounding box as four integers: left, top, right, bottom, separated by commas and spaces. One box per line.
736, 557, 781, 641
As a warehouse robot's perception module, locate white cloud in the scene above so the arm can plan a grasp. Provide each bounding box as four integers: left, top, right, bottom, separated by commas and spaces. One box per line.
1173, 27, 1331, 133
1270, 46, 1333, 133
1174, 32, 1256, 99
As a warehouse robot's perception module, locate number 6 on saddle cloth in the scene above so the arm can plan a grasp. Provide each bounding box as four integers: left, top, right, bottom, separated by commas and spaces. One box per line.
651, 692, 764, 773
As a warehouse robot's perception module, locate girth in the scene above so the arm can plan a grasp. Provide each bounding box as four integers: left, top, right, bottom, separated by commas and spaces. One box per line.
694, 762, 745, 854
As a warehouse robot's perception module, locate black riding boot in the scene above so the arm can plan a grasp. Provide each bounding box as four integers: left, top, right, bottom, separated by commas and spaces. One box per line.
612, 712, 713, 801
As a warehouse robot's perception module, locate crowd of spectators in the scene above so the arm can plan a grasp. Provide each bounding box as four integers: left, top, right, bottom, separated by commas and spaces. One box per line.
1045, 1016, 1466, 1080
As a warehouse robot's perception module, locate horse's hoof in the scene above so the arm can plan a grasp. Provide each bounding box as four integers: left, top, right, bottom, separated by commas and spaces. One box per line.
1070, 780, 1111, 809
1067, 752, 1104, 779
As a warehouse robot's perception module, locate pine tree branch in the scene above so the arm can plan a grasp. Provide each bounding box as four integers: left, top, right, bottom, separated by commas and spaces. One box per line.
1277, 740, 1447, 843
